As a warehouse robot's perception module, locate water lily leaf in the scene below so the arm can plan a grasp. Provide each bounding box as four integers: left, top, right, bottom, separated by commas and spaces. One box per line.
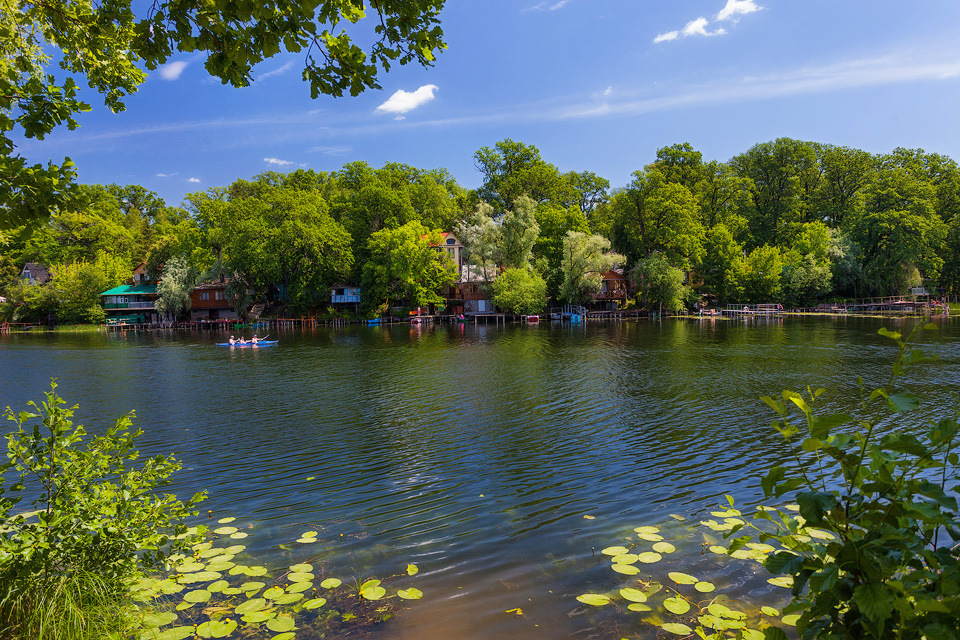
768, 576, 793, 588
175, 601, 194, 611
398, 588, 424, 600
360, 579, 381, 590
271, 634, 295, 640
235, 598, 267, 615
627, 603, 651, 612
761, 606, 781, 616
695, 581, 716, 593
266, 615, 296, 633
287, 572, 314, 582
183, 589, 211, 603
637, 532, 664, 541
661, 622, 693, 635
746, 543, 776, 553
634, 526, 660, 534
228, 565, 249, 575
667, 572, 698, 585
782, 614, 801, 626
576, 594, 611, 606
619, 588, 647, 603
303, 597, 327, 609
636, 552, 661, 564
192, 571, 223, 582
709, 545, 727, 555
583, 514, 595, 519
611, 564, 640, 575
296, 538, 318, 544
222, 588, 241, 595
652, 542, 676, 554
224, 545, 246, 554
239, 581, 265, 592
241, 611, 276, 623
806, 528, 836, 540
196, 619, 237, 638
663, 597, 690, 615
707, 603, 747, 620
142, 611, 179, 628
207, 580, 229, 593
214, 526, 238, 535
407, 563, 419, 576
287, 581, 312, 593
193, 542, 213, 552
669, 514, 686, 521
217, 517, 236, 524
741, 629, 765, 640
361, 585, 386, 600
289, 563, 313, 573
321, 578, 342, 589
153, 627, 195, 640
263, 586, 285, 600
206, 561, 235, 572
301, 531, 319, 539
245, 566, 268, 577
175, 562, 204, 573
274, 593, 303, 605
198, 548, 223, 559
611, 553, 639, 565
601, 546, 630, 556
230, 532, 248, 539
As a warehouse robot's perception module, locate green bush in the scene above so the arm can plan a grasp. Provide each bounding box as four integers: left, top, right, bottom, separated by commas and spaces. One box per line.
0, 382, 206, 639
723, 324, 960, 640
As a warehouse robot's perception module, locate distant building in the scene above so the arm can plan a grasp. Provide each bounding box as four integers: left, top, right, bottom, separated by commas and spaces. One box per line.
331, 285, 361, 309
100, 284, 160, 324
20, 262, 51, 285
190, 280, 237, 321
589, 270, 630, 309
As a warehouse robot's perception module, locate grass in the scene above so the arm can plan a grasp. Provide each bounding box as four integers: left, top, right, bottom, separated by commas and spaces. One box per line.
50, 324, 102, 333
0, 570, 141, 640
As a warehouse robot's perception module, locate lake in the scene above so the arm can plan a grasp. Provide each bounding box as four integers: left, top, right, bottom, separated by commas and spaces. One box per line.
1, 316, 956, 639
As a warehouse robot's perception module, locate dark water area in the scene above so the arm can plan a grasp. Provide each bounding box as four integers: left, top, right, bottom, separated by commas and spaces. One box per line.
1, 316, 957, 639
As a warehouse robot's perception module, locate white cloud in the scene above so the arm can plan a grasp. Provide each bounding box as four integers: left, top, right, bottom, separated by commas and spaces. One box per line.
257, 61, 295, 81
654, 30, 680, 43
375, 84, 438, 115
603, 86, 614, 97
550, 0, 570, 9
264, 157, 294, 166
682, 17, 726, 38
717, 0, 762, 21
187, 177, 201, 183
155, 172, 178, 178
159, 61, 189, 81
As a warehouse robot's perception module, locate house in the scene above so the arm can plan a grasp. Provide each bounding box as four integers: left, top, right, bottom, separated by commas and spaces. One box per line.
100, 284, 160, 324
20, 262, 51, 285
589, 270, 630, 310
131, 262, 153, 285
190, 280, 237, 321
445, 263, 496, 315
331, 285, 361, 309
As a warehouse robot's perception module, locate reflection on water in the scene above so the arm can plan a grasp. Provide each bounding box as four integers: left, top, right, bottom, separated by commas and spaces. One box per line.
1, 317, 957, 639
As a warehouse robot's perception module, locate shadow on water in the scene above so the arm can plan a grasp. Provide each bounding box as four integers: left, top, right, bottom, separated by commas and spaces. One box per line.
1, 316, 957, 639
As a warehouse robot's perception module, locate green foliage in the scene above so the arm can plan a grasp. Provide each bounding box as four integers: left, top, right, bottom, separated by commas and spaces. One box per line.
50, 251, 129, 324
727, 244, 784, 303
3, 0, 448, 229
633, 252, 689, 313
361, 222, 455, 309
740, 323, 960, 640
473, 139, 577, 212
559, 231, 624, 304
491, 267, 547, 315
0, 382, 206, 638
155, 255, 195, 321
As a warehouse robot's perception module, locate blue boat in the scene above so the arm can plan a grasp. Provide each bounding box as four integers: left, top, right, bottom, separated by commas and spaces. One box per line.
216, 340, 279, 347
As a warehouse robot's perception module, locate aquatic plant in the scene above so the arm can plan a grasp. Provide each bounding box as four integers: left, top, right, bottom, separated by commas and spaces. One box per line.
132, 519, 425, 640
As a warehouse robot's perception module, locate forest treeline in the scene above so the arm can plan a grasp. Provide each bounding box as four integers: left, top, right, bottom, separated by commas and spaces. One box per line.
3, 137, 959, 323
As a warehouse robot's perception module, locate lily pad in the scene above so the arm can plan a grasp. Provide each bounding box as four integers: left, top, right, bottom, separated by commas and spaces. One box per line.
263, 586, 285, 600
229, 532, 248, 539
709, 545, 728, 555
235, 598, 267, 615
287, 572, 314, 582
663, 596, 691, 615
667, 571, 698, 585
320, 578, 342, 589
661, 622, 693, 635
576, 593, 611, 606
398, 587, 424, 600
274, 593, 304, 605
301, 531, 319, 538
207, 580, 229, 593
224, 545, 246, 554
652, 542, 676, 554
303, 597, 327, 609
241, 611, 276, 623
245, 566, 268, 577
183, 589, 211, 603
694, 581, 716, 593
153, 627, 195, 640
636, 532, 664, 542
407, 563, 419, 576
627, 603, 652, 612
782, 614, 801, 626
266, 615, 296, 633
287, 581, 313, 593
196, 619, 237, 638
768, 576, 793, 588
636, 552, 662, 563
213, 526, 238, 535
240, 581, 265, 593
289, 563, 313, 573
611, 563, 640, 575
619, 587, 647, 603
601, 546, 630, 556
296, 537, 318, 544
217, 517, 236, 524
633, 526, 660, 534
761, 606, 781, 616
361, 585, 387, 600
611, 553, 639, 565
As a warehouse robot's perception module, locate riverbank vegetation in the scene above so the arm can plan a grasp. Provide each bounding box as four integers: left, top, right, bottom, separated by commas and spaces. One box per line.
3, 138, 960, 325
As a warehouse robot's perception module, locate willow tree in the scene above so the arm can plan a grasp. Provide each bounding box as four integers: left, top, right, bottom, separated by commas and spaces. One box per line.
559, 232, 624, 304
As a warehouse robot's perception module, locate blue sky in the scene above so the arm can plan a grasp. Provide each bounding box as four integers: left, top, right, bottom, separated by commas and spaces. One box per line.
17, 0, 960, 207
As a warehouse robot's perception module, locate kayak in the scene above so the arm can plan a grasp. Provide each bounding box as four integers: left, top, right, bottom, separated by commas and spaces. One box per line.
216, 340, 278, 347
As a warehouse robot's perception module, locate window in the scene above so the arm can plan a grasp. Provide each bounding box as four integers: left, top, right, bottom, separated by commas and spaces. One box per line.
215, 291, 223, 300
446, 238, 456, 245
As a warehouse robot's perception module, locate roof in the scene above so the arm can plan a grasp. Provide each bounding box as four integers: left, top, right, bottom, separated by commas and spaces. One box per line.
423, 231, 463, 247
194, 279, 231, 291
20, 262, 51, 283
100, 284, 158, 296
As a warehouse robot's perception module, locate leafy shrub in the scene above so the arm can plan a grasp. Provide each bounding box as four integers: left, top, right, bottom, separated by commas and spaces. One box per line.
0, 382, 206, 639
725, 324, 960, 640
